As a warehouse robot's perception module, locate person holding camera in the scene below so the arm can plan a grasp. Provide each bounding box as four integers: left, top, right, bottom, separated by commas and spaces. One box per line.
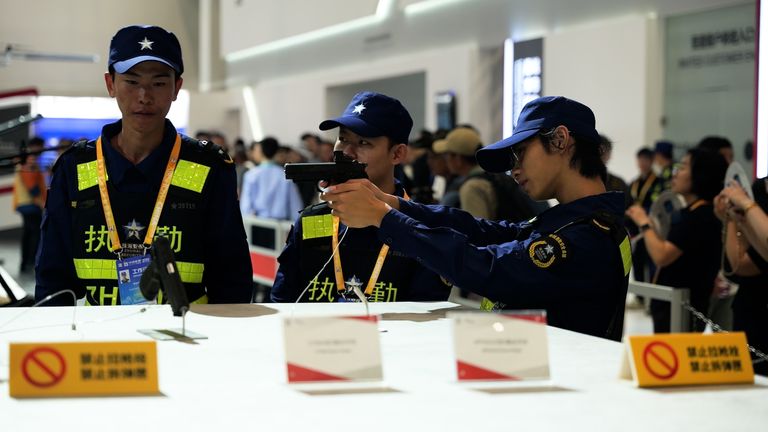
715, 179, 768, 375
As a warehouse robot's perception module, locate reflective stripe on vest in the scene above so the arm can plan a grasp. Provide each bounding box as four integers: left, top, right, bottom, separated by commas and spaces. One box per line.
76, 160, 100, 191
73, 258, 204, 283
619, 236, 632, 277
176, 261, 204, 284
480, 297, 496, 311
76, 159, 210, 194
170, 160, 210, 193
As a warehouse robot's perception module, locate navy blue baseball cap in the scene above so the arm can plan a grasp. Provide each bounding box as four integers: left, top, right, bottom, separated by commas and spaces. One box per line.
108, 25, 184, 75
319, 92, 413, 144
476, 96, 600, 172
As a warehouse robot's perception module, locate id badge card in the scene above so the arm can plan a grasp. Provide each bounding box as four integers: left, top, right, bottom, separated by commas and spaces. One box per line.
117, 255, 154, 305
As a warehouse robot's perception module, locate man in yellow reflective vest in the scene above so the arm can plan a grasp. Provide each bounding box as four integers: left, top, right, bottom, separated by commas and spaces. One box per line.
36, 25, 252, 306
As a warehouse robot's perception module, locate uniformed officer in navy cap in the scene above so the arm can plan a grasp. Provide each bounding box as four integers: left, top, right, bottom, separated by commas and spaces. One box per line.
271, 92, 452, 303
36, 25, 253, 305
322, 96, 631, 340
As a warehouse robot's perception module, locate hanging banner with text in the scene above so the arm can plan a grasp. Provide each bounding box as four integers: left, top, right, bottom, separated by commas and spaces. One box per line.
9, 341, 159, 398
450, 311, 549, 381
620, 332, 754, 387
283, 315, 383, 383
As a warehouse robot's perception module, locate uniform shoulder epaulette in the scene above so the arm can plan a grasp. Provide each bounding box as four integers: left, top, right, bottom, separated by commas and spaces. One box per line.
183, 136, 234, 165
51, 139, 94, 172
553, 210, 623, 238
587, 211, 629, 245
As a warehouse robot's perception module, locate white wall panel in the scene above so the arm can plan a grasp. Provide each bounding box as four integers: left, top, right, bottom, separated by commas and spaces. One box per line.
0, 0, 199, 96
545, 15, 661, 184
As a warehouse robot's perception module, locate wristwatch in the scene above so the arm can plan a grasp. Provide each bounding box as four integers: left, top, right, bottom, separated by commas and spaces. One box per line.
640, 223, 652, 232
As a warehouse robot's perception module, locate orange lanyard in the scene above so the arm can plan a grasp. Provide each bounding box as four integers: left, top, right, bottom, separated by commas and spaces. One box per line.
689, 199, 709, 211
332, 190, 409, 296
96, 134, 181, 256
632, 173, 657, 204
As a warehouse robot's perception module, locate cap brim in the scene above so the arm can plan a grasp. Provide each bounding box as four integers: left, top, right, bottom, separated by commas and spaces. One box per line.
319, 116, 384, 139
476, 129, 538, 172
112, 56, 181, 74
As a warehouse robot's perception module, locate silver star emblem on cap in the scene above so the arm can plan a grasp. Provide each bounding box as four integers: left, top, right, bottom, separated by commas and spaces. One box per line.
545, 244, 555, 254
138, 37, 154, 51
352, 103, 366, 115
123, 219, 146, 240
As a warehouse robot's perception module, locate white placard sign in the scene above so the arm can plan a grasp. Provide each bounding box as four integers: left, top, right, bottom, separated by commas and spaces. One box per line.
283, 315, 383, 383
450, 311, 550, 381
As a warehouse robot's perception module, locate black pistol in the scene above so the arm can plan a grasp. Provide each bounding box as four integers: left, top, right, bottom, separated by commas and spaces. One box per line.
284, 150, 367, 186
140, 236, 190, 317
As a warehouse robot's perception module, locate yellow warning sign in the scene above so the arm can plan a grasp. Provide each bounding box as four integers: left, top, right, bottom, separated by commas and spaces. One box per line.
9, 341, 159, 398
620, 332, 754, 388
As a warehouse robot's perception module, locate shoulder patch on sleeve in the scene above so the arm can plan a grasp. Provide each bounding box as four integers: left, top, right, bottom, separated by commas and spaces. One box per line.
528, 234, 568, 269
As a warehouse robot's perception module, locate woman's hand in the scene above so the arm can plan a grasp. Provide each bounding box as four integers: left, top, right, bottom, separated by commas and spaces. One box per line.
717, 182, 754, 223
626, 204, 651, 227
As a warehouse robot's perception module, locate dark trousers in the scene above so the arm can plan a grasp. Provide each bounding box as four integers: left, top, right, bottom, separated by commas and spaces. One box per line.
20, 210, 42, 272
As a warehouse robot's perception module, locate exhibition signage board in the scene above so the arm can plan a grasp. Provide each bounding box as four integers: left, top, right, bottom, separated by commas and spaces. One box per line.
9, 341, 159, 398
620, 332, 754, 387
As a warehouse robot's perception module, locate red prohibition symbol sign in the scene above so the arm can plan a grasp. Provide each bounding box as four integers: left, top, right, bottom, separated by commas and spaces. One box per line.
21, 347, 67, 388
642, 341, 679, 380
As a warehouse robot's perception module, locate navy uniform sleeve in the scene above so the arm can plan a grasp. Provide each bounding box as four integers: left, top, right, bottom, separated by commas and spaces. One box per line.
378, 209, 614, 305
202, 160, 253, 303
397, 199, 522, 245
35, 155, 80, 305
271, 214, 302, 302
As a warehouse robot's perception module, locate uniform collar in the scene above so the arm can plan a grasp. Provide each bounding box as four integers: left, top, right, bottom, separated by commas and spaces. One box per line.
534, 191, 625, 231
100, 119, 177, 187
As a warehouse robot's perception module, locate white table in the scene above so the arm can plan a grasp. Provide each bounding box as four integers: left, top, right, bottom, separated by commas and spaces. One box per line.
1, 302, 766, 432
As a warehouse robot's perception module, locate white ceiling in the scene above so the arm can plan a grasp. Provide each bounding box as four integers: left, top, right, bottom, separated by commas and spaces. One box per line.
0, 0, 753, 96
225, 0, 754, 85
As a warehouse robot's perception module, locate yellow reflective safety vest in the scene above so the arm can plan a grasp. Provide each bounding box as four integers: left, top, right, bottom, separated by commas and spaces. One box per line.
69, 136, 222, 305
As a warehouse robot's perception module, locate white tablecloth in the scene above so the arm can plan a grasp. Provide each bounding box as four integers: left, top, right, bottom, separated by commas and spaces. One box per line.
1, 302, 766, 432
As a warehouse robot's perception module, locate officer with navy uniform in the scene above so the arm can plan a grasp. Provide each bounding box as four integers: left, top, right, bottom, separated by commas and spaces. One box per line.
271, 92, 452, 303
322, 96, 631, 340
36, 25, 252, 305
